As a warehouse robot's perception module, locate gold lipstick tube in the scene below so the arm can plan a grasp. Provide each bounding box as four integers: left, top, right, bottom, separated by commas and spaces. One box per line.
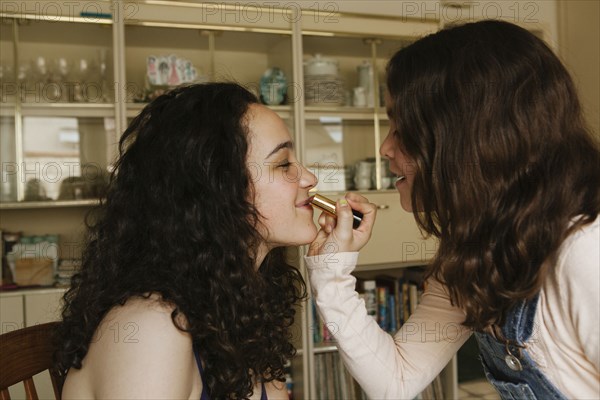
310, 193, 363, 229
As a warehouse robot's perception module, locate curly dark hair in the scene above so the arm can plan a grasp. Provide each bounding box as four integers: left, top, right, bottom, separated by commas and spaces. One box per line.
386, 20, 600, 331
56, 83, 307, 398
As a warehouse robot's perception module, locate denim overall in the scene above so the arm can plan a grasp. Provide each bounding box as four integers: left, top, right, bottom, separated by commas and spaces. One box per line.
474, 293, 568, 400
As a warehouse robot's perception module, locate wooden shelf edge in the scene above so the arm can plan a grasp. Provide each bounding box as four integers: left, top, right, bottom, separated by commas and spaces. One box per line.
0, 199, 99, 210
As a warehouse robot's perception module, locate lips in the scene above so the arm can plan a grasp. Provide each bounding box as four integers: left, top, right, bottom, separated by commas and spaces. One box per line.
296, 196, 314, 207
389, 167, 405, 182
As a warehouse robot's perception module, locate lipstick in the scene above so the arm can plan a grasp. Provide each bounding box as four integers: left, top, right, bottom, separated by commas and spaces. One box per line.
310, 193, 363, 229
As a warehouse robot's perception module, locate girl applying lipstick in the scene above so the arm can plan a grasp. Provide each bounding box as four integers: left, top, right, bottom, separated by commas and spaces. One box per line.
306, 20, 599, 400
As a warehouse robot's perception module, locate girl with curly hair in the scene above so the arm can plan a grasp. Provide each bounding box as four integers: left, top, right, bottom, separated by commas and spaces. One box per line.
57, 82, 318, 399
307, 20, 599, 399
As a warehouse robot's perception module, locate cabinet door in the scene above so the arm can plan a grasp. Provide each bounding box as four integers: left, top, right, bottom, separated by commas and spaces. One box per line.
1, 16, 116, 205
361, 192, 438, 265
0, 111, 17, 202
24, 290, 64, 326
312, 192, 438, 265
0, 294, 24, 333
15, 114, 114, 202
0, 21, 17, 202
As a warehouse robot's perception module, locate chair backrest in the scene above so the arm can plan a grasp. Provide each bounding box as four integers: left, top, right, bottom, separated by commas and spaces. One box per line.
0, 322, 64, 400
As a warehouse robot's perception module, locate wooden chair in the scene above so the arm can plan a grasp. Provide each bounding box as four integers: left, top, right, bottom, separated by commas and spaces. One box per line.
0, 322, 64, 400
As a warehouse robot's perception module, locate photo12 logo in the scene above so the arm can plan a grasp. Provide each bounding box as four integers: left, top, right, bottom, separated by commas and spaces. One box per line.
0, 1, 126, 23
400, 1, 539, 24
192, 2, 339, 24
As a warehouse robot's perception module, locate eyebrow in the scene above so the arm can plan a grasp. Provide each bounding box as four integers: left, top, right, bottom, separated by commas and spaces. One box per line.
265, 140, 294, 159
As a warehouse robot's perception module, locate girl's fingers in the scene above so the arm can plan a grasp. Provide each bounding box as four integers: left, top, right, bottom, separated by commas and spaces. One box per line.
345, 195, 377, 235
332, 198, 354, 240
308, 228, 329, 256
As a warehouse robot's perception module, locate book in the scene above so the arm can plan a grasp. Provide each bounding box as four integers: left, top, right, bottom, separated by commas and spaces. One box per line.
377, 286, 389, 330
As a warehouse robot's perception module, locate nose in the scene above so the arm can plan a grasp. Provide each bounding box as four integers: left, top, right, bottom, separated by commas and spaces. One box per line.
300, 164, 318, 189
380, 131, 395, 160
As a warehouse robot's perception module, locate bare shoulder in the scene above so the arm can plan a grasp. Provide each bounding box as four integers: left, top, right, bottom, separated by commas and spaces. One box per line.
97, 294, 186, 345
97, 293, 188, 334
62, 294, 201, 400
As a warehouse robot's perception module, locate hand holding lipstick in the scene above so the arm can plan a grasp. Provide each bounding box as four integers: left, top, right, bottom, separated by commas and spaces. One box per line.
308, 192, 377, 256
311, 193, 364, 229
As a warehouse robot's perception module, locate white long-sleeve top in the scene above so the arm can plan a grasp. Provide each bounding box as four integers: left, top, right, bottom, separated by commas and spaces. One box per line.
305, 217, 599, 399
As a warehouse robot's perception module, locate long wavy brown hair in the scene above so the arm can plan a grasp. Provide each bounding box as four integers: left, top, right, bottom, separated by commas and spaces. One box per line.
386, 20, 600, 330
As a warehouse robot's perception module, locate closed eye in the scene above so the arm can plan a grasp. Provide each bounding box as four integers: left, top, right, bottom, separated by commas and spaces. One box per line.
278, 161, 292, 170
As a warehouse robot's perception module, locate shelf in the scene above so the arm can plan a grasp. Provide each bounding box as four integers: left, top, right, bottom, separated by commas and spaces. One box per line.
125, 102, 149, 118
0, 8, 113, 25
304, 105, 382, 120
315, 189, 399, 196
126, 102, 292, 119
303, 107, 389, 121
0, 199, 99, 210
353, 260, 430, 273
301, 12, 438, 39
0, 103, 115, 117
0, 286, 67, 297
20, 103, 114, 118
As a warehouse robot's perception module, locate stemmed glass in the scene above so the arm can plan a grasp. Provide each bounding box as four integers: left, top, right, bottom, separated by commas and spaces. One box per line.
72, 58, 89, 102
98, 49, 110, 102
54, 57, 70, 102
